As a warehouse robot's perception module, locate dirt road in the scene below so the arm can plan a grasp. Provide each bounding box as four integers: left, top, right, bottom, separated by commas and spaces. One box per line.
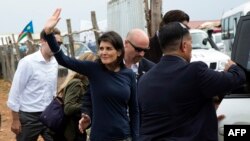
0, 69, 67, 140
0, 79, 15, 141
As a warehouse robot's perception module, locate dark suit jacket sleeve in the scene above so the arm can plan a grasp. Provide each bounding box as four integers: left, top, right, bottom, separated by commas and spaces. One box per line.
144, 34, 163, 63
195, 62, 246, 98
138, 58, 155, 80
141, 58, 155, 70
128, 72, 139, 140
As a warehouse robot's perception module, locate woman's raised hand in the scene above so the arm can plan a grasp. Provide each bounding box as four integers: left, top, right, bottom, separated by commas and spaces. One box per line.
44, 8, 61, 34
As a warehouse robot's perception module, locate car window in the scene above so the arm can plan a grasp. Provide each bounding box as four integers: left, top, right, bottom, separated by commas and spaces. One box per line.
212, 33, 223, 44
87, 41, 97, 54
74, 42, 91, 57
215, 35, 222, 43
191, 32, 212, 49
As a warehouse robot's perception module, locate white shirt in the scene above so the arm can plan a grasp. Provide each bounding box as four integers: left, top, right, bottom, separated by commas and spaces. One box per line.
131, 62, 139, 75
7, 49, 58, 112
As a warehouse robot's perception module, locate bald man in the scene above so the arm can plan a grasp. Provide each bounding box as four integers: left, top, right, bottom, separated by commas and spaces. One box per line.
124, 28, 155, 80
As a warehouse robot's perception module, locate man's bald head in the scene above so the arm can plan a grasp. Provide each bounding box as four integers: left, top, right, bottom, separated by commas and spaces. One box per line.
124, 28, 150, 65
126, 28, 149, 47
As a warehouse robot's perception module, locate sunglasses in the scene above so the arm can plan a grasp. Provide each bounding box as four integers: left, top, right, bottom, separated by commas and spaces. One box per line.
127, 40, 150, 52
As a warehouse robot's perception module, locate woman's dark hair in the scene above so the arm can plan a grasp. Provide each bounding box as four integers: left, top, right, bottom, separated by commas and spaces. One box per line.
160, 10, 190, 28
97, 31, 125, 68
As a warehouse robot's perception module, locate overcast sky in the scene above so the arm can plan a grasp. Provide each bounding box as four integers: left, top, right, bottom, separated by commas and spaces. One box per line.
0, 0, 248, 34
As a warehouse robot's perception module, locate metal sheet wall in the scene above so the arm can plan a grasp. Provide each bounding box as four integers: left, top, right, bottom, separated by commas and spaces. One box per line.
107, 0, 146, 39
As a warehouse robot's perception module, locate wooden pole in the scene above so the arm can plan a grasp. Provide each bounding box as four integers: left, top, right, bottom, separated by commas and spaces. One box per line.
66, 19, 75, 58
1, 38, 3, 45
150, 0, 162, 37
26, 40, 36, 55
144, 0, 151, 37
3, 40, 12, 82
91, 11, 100, 47
0, 38, 7, 80
0, 46, 6, 80
8, 36, 15, 80
5, 37, 9, 46
26, 32, 36, 54
1, 53, 7, 80
5, 37, 12, 81
27, 32, 33, 41
12, 34, 21, 61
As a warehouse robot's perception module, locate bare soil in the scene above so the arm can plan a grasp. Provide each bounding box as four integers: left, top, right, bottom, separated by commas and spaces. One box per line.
0, 75, 66, 141
0, 79, 16, 141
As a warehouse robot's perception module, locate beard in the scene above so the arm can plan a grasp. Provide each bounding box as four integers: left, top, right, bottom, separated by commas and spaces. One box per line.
133, 56, 143, 63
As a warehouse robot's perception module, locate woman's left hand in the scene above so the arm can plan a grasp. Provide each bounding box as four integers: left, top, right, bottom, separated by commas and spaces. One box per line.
78, 113, 91, 133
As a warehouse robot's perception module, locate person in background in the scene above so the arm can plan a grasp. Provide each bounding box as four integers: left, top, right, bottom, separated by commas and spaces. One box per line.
124, 28, 155, 80
52, 52, 96, 141
44, 9, 138, 141
144, 9, 190, 63
137, 22, 246, 141
7, 29, 59, 141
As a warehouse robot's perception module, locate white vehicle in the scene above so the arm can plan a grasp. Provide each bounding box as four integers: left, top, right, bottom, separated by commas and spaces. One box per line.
190, 29, 230, 71
221, 1, 250, 56
217, 13, 250, 141
212, 32, 226, 53
64, 41, 92, 58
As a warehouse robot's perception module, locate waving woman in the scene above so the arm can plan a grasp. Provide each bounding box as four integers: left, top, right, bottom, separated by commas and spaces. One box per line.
44, 9, 138, 141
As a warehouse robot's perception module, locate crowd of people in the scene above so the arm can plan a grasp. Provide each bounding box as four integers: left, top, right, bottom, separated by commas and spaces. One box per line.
7, 8, 246, 141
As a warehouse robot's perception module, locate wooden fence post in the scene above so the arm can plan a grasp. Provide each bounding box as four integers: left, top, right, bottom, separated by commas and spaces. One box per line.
150, 0, 162, 37
27, 32, 33, 41
3, 38, 12, 82
26, 33, 36, 55
1, 37, 4, 45
66, 19, 75, 58
144, 0, 151, 37
0, 38, 7, 80
8, 36, 16, 81
26, 40, 35, 55
91, 11, 100, 47
0, 46, 6, 80
12, 34, 21, 61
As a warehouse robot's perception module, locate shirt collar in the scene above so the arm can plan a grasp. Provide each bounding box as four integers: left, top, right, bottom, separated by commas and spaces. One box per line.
123, 59, 139, 74
131, 63, 139, 74
34, 49, 56, 63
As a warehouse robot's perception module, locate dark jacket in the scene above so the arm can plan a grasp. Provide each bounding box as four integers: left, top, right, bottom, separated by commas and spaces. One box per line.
144, 33, 162, 63
138, 55, 246, 141
63, 78, 88, 141
137, 58, 155, 80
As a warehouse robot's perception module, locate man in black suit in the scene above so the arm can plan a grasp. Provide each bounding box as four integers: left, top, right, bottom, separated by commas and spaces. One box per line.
144, 10, 190, 63
124, 28, 155, 80
137, 22, 246, 141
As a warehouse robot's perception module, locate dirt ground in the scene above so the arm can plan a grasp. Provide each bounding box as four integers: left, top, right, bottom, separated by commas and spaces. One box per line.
0, 74, 66, 141
0, 79, 15, 141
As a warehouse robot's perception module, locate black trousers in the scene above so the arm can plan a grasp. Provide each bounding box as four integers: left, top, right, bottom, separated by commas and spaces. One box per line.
16, 111, 53, 141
